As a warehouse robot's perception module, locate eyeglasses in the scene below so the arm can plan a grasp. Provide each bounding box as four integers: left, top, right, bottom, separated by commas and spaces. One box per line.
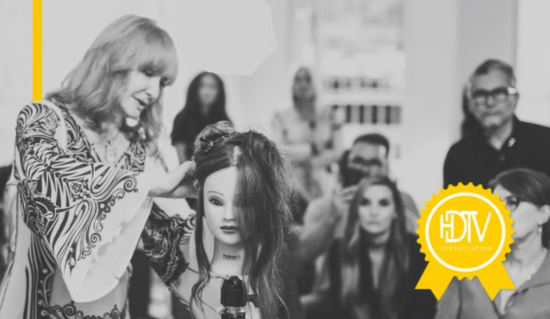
504, 195, 522, 212
470, 87, 518, 105
350, 157, 383, 170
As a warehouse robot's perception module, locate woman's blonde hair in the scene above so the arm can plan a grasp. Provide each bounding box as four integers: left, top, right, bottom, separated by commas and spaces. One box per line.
47, 15, 178, 154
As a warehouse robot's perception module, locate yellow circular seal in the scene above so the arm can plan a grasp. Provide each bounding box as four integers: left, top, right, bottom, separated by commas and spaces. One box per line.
416, 183, 515, 300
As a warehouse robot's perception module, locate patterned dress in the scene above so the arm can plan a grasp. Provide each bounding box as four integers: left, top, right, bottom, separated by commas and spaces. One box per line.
0, 101, 194, 319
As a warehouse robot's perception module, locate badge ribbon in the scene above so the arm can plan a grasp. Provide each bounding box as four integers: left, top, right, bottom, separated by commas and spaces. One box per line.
416, 183, 515, 300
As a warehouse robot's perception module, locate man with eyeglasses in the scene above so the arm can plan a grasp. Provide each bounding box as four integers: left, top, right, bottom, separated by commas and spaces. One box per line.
444, 59, 550, 187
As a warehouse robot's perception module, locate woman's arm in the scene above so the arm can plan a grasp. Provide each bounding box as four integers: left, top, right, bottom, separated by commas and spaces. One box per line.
174, 142, 188, 163
298, 192, 351, 263
148, 161, 197, 198
170, 112, 192, 164
271, 112, 316, 162
141, 203, 195, 287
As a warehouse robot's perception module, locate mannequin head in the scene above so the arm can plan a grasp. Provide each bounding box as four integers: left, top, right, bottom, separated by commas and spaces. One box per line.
191, 121, 293, 318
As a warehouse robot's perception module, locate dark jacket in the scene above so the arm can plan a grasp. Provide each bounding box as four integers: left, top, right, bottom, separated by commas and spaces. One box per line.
444, 118, 550, 188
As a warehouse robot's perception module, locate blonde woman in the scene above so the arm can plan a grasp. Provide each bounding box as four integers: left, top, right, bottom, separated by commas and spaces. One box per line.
271, 66, 342, 217
0, 15, 196, 319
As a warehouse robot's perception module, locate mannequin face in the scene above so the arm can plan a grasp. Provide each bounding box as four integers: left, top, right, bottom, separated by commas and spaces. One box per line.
203, 166, 242, 246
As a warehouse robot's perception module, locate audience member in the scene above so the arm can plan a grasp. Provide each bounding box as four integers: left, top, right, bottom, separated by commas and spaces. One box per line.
444, 59, 550, 187
272, 66, 342, 216
304, 177, 436, 319
298, 133, 419, 265
171, 71, 232, 163
437, 168, 550, 318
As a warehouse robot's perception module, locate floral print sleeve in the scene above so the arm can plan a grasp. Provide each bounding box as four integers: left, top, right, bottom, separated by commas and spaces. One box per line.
15, 102, 154, 302
141, 202, 195, 287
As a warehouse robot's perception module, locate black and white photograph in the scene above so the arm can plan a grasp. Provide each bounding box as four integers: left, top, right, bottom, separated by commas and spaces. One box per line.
1, 0, 549, 318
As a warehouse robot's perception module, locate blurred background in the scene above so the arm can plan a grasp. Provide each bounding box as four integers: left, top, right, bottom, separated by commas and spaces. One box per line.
0, 0, 549, 317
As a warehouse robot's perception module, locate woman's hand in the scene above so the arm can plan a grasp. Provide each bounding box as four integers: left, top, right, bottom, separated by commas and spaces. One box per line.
149, 161, 199, 199
330, 185, 358, 220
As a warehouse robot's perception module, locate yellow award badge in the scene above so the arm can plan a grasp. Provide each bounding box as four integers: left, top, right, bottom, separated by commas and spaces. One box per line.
416, 183, 515, 300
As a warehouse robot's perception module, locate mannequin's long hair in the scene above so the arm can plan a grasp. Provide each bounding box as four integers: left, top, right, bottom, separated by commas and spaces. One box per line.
191, 121, 293, 318
339, 177, 410, 319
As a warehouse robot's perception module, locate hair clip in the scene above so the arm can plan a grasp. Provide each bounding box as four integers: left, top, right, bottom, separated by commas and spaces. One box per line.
199, 132, 238, 153
199, 136, 216, 153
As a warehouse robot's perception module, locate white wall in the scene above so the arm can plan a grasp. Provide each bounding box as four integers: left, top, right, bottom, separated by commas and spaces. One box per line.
400, 0, 460, 206
399, 0, 518, 206
516, 0, 550, 126
0, 1, 32, 166
237, 0, 291, 135
458, 0, 518, 86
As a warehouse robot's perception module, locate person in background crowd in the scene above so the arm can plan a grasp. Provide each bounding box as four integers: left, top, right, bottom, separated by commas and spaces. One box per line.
303, 177, 436, 319
272, 66, 342, 220
0, 15, 197, 319
444, 59, 550, 187
297, 133, 419, 265
171, 71, 232, 163
0, 165, 12, 283
437, 168, 550, 318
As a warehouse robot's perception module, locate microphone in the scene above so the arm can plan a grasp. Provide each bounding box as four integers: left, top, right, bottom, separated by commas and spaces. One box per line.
219, 276, 247, 319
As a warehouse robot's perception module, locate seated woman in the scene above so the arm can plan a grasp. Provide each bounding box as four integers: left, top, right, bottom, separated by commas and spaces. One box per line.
171, 121, 295, 319
304, 176, 436, 319
437, 168, 550, 318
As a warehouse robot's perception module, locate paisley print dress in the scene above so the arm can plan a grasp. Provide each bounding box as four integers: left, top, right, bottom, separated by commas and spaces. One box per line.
0, 101, 193, 319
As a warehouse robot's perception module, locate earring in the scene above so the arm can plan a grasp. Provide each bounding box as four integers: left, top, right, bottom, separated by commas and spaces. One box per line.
538, 224, 543, 234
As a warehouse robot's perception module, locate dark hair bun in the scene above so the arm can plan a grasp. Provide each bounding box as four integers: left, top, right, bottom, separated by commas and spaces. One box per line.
193, 121, 236, 155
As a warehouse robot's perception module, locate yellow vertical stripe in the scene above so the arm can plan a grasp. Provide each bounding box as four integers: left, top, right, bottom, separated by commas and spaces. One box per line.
32, 0, 42, 101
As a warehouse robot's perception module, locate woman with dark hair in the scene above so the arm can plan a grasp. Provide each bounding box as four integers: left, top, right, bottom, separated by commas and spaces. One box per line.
171, 72, 232, 163
172, 121, 295, 319
304, 176, 436, 319
0, 15, 197, 319
437, 168, 550, 318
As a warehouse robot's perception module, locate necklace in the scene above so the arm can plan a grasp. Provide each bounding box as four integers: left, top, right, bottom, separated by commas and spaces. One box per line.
104, 130, 120, 164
